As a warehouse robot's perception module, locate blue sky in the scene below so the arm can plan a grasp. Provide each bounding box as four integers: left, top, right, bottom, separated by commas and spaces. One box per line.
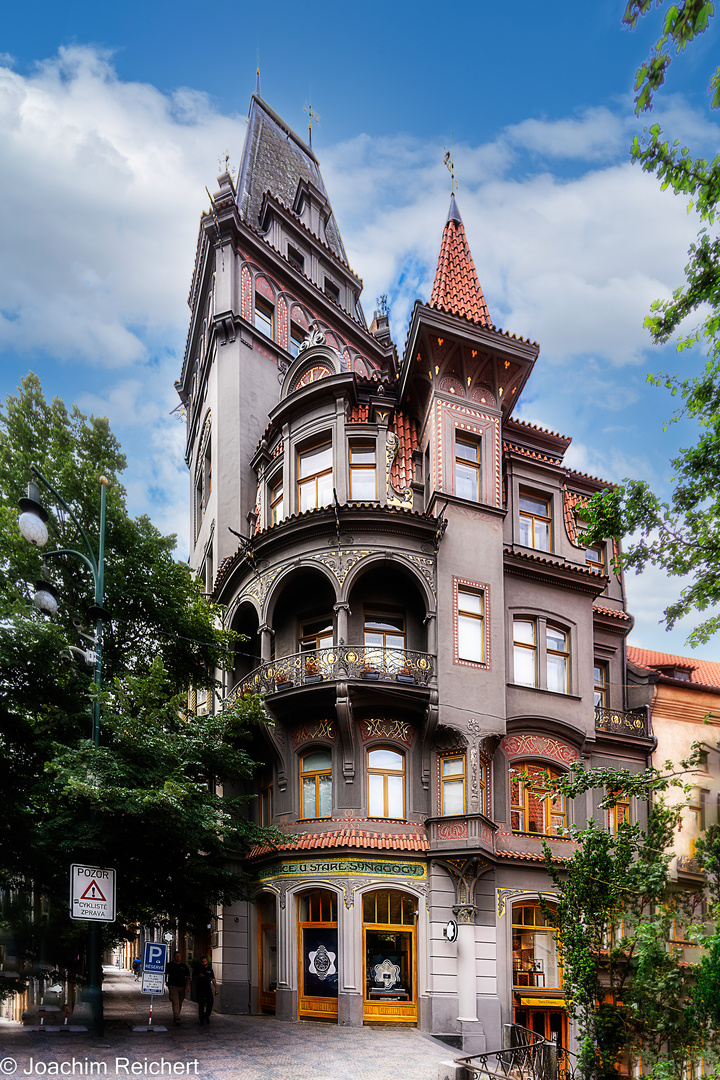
1, 0, 719, 659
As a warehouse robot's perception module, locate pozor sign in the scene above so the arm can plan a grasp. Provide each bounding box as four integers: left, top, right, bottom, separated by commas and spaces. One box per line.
70, 864, 116, 922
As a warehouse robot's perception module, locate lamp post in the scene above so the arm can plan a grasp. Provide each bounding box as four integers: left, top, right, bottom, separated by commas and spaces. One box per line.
18, 467, 109, 1035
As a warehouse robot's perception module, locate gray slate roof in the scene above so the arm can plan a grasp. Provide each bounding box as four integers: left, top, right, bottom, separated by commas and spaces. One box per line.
236, 95, 348, 266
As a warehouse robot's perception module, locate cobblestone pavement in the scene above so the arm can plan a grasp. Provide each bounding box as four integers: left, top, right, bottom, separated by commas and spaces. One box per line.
0, 969, 455, 1080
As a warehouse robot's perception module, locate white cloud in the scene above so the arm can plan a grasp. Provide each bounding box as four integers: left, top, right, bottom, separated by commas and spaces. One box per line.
0, 46, 246, 365
504, 106, 628, 161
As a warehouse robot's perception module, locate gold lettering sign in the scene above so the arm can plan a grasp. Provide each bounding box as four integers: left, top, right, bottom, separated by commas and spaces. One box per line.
519, 997, 566, 1008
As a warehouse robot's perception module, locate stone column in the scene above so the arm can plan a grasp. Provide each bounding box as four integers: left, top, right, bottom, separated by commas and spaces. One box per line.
275, 892, 297, 1021
333, 601, 351, 646
454, 904, 485, 1055
424, 610, 437, 655
259, 623, 273, 663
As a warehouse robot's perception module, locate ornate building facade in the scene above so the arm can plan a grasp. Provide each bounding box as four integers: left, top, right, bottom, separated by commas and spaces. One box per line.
175, 94, 653, 1053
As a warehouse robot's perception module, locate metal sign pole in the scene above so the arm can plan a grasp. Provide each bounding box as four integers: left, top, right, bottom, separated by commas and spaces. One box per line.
148, 994, 153, 1030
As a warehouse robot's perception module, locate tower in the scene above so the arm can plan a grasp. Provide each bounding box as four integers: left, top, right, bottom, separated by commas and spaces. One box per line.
177, 95, 652, 1052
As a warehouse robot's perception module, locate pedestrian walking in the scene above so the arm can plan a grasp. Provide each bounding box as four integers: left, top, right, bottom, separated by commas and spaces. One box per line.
195, 956, 218, 1025
166, 951, 191, 1026
132, 956, 141, 981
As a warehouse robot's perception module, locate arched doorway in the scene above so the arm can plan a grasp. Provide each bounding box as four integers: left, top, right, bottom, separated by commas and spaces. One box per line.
257, 894, 277, 1014
297, 889, 338, 1021
362, 889, 418, 1024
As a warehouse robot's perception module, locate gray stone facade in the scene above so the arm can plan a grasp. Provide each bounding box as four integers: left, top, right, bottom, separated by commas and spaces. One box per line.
176, 94, 653, 1054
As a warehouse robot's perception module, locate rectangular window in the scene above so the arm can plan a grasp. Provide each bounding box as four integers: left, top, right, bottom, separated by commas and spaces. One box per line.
270, 476, 284, 525
586, 544, 604, 572
287, 245, 305, 274
261, 783, 273, 826
367, 748, 405, 819
455, 435, 481, 502
301, 750, 332, 819
254, 295, 274, 338
594, 662, 607, 707
349, 442, 377, 501
297, 441, 333, 511
299, 617, 333, 652
324, 278, 340, 304
513, 619, 536, 686
512, 904, 561, 989
441, 755, 466, 816
546, 625, 569, 694
457, 586, 484, 663
289, 322, 305, 358
519, 492, 551, 551
610, 792, 629, 835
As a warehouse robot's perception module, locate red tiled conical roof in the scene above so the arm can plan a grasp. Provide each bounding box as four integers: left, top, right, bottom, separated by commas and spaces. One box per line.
430, 195, 492, 327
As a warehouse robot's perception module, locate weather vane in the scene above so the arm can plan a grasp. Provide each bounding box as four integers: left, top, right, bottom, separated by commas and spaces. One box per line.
256, 49, 261, 96
305, 100, 320, 150
443, 133, 459, 195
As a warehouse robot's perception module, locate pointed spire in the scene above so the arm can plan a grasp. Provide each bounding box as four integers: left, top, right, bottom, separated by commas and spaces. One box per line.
430, 196, 492, 328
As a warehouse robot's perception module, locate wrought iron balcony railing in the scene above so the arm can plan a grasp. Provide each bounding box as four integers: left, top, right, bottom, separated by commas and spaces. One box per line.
232, 645, 435, 698
594, 705, 648, 738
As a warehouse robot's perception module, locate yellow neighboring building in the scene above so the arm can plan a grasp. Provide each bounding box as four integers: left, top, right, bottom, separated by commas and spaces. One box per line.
628, 647, 720, 885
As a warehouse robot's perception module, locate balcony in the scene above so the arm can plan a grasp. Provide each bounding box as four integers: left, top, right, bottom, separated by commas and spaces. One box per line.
594, 705, 648, 738
425, 813, 497, 855
231, 645, 435, 698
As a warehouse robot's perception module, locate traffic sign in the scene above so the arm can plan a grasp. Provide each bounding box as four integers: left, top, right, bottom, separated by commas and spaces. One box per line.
141, 972, 165, 995
70, 865, 116, 922
143, 941, 168, 974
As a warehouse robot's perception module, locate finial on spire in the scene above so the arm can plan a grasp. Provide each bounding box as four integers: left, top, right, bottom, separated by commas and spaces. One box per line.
443, 134, 459, 196
304, 100, 320, 150
256, 50, 261, 96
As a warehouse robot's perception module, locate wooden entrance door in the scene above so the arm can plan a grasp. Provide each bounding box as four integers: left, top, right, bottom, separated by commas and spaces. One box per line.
514, 1006, 567, 1068
362, 889, 418, 1024
258, 894, 277, 1014
297, 889, 338, 1021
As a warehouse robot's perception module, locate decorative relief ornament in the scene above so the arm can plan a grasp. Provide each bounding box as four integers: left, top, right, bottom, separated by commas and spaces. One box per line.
294, 364, 332, 390
298, 322, 327, 352
359, 718, 414, 746
501, 734, 578, 764
309, 944, 336, 981
373, 959, 401, 989
291, 719, 336, 747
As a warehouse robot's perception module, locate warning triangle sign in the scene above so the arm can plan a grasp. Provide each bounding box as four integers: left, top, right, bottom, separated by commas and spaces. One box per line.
80, 880, 107, 902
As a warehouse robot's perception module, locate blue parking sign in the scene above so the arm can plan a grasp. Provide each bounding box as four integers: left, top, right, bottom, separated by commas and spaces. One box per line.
143, 941, 167, 974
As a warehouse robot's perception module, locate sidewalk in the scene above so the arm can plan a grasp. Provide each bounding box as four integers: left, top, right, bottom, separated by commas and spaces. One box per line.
0, 969, 455, 1080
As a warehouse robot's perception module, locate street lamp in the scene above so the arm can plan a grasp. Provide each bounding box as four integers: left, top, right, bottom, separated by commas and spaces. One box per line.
17, 466, 109, 1036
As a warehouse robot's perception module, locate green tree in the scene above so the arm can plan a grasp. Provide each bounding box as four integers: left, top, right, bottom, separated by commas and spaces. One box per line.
542, 761, 720, 1079
0, 374, 276, 991
583, 4, 720, 643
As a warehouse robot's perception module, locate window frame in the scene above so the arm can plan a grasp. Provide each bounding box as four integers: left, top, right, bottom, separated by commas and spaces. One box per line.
512, 615, 572, 694
254, 294, 275, 339
300, 748, 333, 820
349, 440, 377, 502
585, 543, 604, 573
269, 474, 284, 526
299, 616, 334, 653
454, 432, 481, 503
439, 753, 467, 816
510, 761, 567, 837
594, 661, 608, 708
287, 245, 305, 275
511, 901, 562, 989
519, 490, 552, 552
289, 321, 305, 358
297, 438, 333, 512
367, 746, 406, 820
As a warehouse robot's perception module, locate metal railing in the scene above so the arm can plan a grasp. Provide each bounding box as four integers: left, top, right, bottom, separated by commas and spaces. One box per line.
455, 1024, 578, 1080
594, 705, 648, 737
231, 645, 435, 697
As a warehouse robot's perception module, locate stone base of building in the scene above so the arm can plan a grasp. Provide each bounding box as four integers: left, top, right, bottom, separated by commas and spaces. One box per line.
217, 979, 250, 1015
338, 992, 362, 1026
276, 988, 297, 1021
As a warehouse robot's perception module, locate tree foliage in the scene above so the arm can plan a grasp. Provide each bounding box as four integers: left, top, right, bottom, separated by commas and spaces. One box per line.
542, 761, 720, 1079
583, 5, 720, 642
0, 374, 277, 986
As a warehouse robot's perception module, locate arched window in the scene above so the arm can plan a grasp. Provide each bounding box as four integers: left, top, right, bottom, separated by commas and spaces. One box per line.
300, 749, 332, 819
367, 747, 405, 819
512, 902, 561, 988
510, 762, 566, 835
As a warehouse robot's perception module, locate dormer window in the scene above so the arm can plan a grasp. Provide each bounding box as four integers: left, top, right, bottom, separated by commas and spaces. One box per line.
287, 245, 305, 274
586, 544, 604, 572
324, 278, 340, 304
254, 295, 274, 339
519, 491, 551, 551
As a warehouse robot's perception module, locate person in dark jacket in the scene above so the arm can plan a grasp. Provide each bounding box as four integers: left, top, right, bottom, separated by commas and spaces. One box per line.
166, 952, 191, 1025
195, 956, 218, 1025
